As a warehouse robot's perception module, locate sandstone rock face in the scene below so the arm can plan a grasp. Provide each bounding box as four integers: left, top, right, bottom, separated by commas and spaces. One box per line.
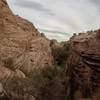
67, 30, 100, 100
0, 0, 53, 80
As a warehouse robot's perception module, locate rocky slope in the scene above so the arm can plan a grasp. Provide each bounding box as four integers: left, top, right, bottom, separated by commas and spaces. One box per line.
67, 30, 100, 100
0, 0, 53, 83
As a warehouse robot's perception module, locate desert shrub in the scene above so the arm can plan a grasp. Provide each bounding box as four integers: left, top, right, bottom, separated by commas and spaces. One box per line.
4, 65, 67, 100
37, 65, 67, 100
52, 42, 70, 66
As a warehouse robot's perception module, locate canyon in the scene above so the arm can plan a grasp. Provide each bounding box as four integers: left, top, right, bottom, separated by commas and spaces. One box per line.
0, 0, 100, 100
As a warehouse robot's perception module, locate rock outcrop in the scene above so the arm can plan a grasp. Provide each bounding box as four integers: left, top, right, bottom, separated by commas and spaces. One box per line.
0, 0, 53, 81
67, 30, 100, 100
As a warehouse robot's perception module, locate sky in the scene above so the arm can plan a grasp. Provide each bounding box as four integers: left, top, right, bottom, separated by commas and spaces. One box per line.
7, 0, 100, 41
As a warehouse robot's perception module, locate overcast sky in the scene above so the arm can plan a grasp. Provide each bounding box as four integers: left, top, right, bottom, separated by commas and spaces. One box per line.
7, 0, 100, 41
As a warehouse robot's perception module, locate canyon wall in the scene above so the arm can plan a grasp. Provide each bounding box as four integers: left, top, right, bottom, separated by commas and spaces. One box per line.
0, 0, 53, 81
67, 30, 100, 100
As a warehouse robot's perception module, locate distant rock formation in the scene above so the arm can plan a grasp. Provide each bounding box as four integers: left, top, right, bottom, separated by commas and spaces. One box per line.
67, 30, 100, 100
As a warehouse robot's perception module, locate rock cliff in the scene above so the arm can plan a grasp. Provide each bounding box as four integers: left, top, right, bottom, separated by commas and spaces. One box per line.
0, 0, 53, 81
67, 30, 100, 100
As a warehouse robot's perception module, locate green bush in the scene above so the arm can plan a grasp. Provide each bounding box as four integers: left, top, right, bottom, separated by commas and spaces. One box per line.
5, 65, 67, 100
52, 42, 70, 66
37, 65, 67, 100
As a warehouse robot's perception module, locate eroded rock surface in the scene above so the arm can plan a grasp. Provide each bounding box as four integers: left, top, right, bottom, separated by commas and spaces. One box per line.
67, 30, 100, 100
0, 0, 53, 81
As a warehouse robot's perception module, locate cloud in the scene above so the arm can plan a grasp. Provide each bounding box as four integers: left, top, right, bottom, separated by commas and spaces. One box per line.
43, 32, 68, 41
90, 0, 100, 12
11, 0, 54, 15
7, 0, 100, 41
91, 0, 100, 5
39, 28, 69, 36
